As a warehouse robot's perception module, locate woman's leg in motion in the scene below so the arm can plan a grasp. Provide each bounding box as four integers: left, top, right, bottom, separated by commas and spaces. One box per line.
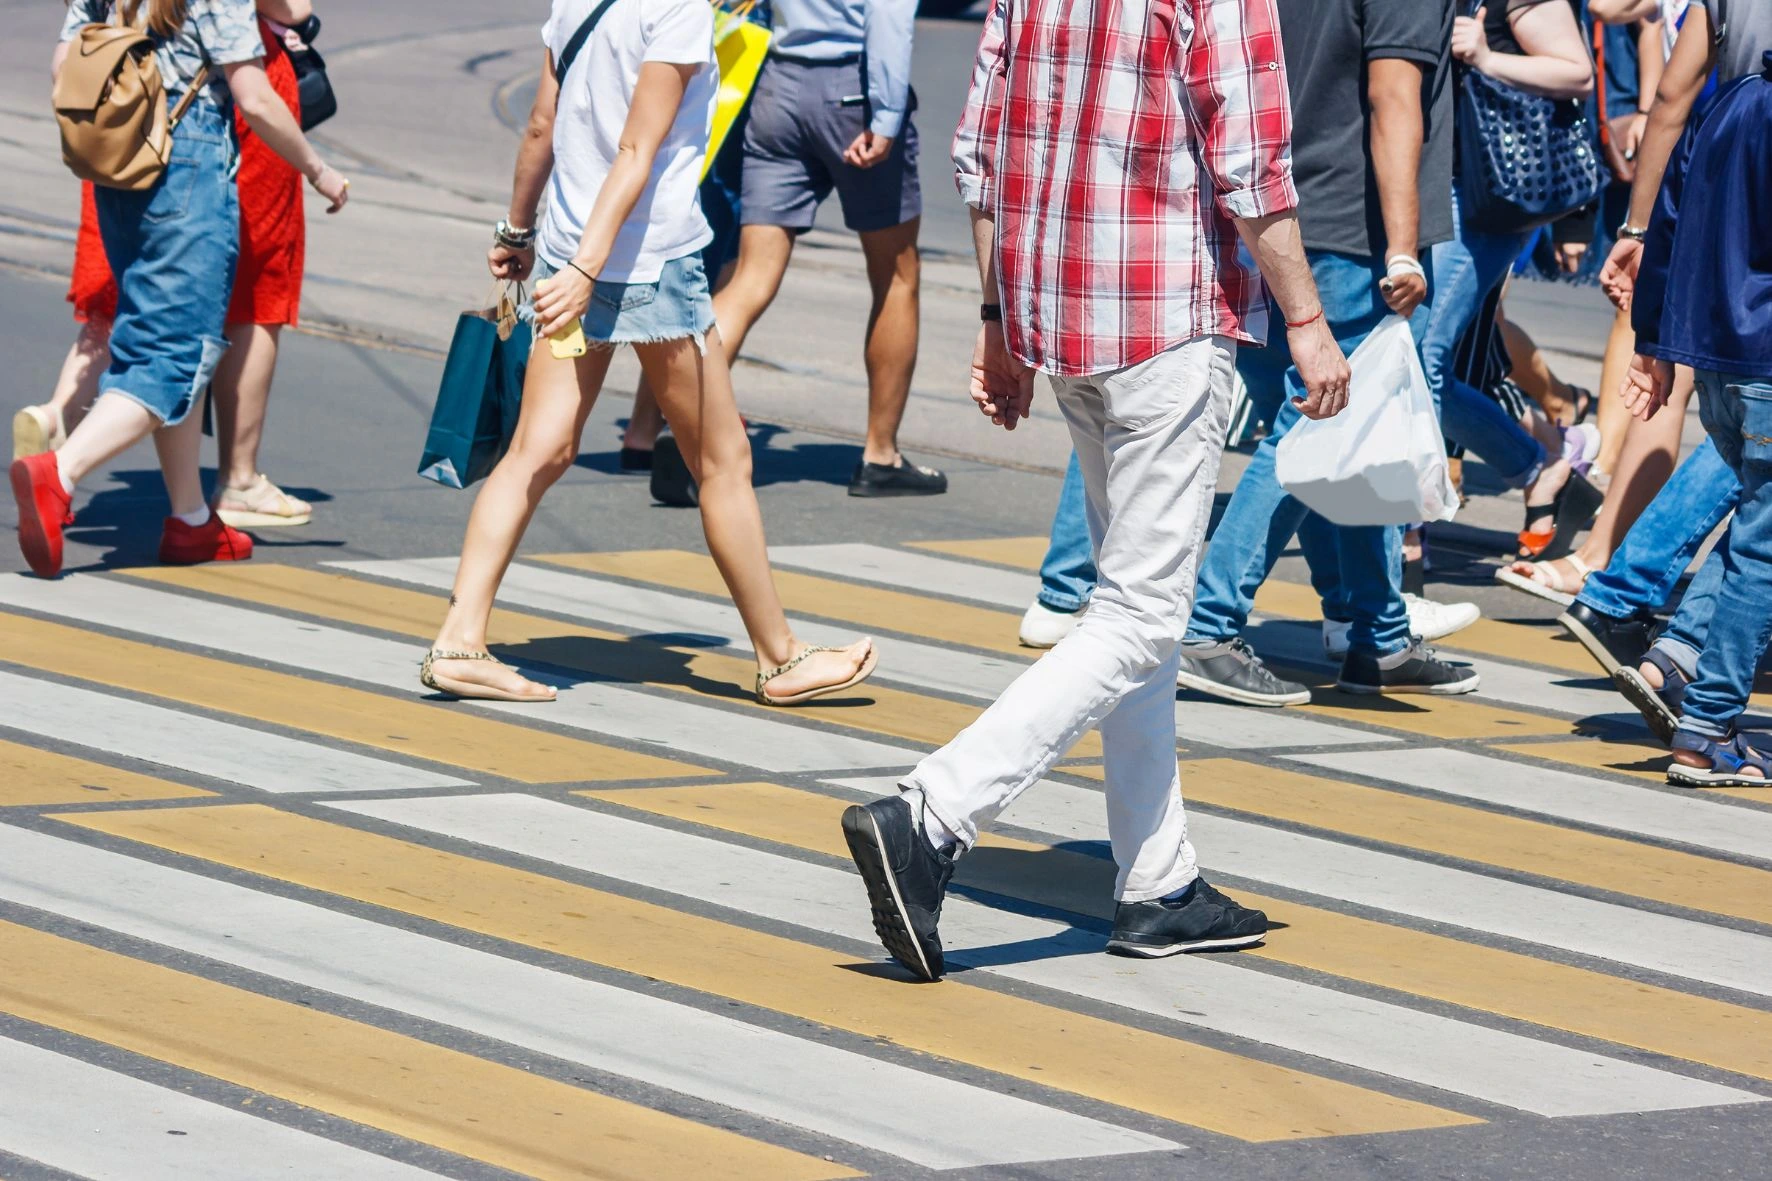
1499, 315, 1583, 424
1593, 307, 1637, 477
428, 344, 614, 698
639, 328, 871, 697
212, 324, 281, 486
151, 398, 210, 518
54, 392, 160, 486
14, 322, 111, 458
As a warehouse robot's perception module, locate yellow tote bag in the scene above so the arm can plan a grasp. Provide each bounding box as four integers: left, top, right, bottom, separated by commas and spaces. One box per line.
705, 0, 772, 177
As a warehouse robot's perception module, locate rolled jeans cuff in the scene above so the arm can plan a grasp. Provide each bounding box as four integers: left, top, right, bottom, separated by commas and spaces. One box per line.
1652, 638, 1701, 681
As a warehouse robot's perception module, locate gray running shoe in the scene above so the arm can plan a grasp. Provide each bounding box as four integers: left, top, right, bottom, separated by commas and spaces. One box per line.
1175, 637, 1312, 707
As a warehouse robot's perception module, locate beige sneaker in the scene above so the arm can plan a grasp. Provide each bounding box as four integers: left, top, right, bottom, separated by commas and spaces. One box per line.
12, 405, 66, 461
213, 473, 313, 528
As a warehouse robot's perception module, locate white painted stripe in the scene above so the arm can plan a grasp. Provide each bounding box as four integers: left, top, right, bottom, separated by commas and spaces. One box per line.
0, 574, 917, 774
768, 544, 1033, 608
824, 775, 1772, 1000
328, 794, 1759, 1117
0, 670, 470, 794
0, 824, 1169, 1168
1288, 748, 1772, 865
0, 1036, 441, 1181
334, 560, 1392, 752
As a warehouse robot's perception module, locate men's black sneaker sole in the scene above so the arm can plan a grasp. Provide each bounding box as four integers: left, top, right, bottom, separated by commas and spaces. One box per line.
847, 482, 949, 498
1174, 668, 1310, 708
1613, 666, 1680, 745
840, 804, 941, 982
1106, 932, 1267, 957
1335, 676, 1480, 696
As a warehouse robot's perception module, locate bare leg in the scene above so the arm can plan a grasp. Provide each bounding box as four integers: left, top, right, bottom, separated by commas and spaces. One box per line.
640, 327, 870, 697
150, 400, 211, 518
711, 225, 795, 364
857, 219, 921, 466
1593, 307, 1637, 477
212, 323, 279, 488
1499, 314, 1581, 424
624, 260, 736, 453
54, 391, 159, 485
14, 321, 110, 458
427, 343, 616, 699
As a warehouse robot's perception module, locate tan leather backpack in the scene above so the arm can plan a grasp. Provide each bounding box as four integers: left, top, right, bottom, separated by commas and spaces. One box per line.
53, 16, 208, 191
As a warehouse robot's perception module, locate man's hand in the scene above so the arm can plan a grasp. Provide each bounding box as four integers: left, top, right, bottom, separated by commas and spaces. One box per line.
843, 131, 894, 170
1621, 353, 1673, 420
1600, 236, 1644, 310
971, 324, 1035, 431
1379, 271, 1428, 318
1452, 9, 1493, 72
1288, 318, 1352, 420
489, 242, 535, 283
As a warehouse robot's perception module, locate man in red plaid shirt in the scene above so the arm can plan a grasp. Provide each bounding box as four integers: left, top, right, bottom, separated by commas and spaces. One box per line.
841, 0, 1349, 980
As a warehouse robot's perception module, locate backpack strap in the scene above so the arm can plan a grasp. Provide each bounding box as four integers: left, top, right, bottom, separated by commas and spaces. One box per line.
167, 64, 209, 132
554, 0, 622, 85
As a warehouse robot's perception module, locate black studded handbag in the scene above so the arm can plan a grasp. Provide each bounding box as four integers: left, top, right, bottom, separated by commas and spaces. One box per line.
1455, 4, 1604, 234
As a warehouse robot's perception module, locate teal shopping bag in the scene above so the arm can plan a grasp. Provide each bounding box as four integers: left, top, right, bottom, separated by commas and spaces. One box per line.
417, 284, 530, 488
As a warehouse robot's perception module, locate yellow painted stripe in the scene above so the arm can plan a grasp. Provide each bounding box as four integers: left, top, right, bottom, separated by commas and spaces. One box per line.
128, 563, 1103, 758
0, 739, 211, 806
1497, 738, 1772, 809
59, 803, 1471, 1141
0, 612, 689, 785
0, 919, 850, 1181
1069, 759, 1772, 925
910, 536, 1049, 570
584, 781, 1772, 1082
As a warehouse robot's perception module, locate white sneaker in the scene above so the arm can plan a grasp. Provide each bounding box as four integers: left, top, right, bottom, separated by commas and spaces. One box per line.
1018, 599, 1084, 649
1322, 595, 1481, 657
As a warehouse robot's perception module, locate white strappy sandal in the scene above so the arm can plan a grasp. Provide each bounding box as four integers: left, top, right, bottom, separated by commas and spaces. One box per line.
1493, 553, 1594, 607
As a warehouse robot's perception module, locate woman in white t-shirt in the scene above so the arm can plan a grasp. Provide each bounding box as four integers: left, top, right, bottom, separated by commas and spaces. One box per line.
421, 0, 876, 706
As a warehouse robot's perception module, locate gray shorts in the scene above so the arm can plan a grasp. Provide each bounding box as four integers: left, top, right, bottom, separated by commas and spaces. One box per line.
740, 56, 921, 234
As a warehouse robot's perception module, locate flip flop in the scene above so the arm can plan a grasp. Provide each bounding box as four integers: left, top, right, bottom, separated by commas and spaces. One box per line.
1494, 553, 1593, 607
757, 642, 878, 706
420, 649, 557, 703
1668, 730, 1772, 788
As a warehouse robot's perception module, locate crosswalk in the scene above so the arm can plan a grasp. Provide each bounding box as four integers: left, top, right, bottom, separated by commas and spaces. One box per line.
1, 539, 1769, 1179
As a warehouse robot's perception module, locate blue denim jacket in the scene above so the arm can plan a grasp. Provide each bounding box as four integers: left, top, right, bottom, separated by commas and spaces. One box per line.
1634, 54, 1772, 380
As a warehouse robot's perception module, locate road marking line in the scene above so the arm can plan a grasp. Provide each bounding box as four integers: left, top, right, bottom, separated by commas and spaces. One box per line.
1290, 748, 1772, 865
0, 1036, 446, 1181
60, 802, 1470, 1141
597, 781, 1772, 1084
0, 669, 471, 794
123, 565, 932, 768
0, 607, 676, 784
0, 822, 1170, 1169
769, 543, 1035, 607
1498, 738, 1772, 809
327, 793, 1756, 1117
910, 537, 1048, 569
0, 738, 211, 806
0, 918, 850, 1181
826, 774, 1772, 998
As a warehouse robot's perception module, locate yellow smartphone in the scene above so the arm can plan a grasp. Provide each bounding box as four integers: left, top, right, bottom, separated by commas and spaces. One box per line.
534, 276, 588, 359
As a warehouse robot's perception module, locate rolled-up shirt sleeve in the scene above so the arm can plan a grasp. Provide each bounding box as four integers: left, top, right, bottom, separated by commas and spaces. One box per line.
952, 0, 1009, 211
864, 0, 918, 139
1182, 0, 1298, 221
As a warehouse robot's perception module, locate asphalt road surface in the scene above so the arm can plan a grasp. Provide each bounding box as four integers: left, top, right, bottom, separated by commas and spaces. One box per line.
0, 3, 1766, 1179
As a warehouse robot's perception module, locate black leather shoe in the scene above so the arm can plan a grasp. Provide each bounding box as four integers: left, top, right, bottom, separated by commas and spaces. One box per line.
1338, 639, 1480, 695
1557, 602, 1659, 676
619, 446, 653, 473
841, 796, 956, 981
649, 435, 698, 507
848, 458, 948, 498
1108, 876, 1268, 957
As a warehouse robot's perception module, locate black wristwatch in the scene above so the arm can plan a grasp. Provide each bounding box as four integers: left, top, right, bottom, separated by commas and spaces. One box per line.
980, 303, 1003, 323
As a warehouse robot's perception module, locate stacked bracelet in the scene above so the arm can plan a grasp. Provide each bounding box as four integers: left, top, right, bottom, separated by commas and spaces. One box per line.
494, 219, 536, 250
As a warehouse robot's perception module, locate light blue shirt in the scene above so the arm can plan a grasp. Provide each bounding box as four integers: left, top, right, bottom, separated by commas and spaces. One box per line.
770, 0, 917, 138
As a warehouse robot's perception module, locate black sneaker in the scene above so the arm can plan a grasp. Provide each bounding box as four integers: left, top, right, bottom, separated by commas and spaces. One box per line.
1557, 602, 1659, 676
1337, 638, 1480, 695
619, 446, 653, 474
1107, 876, 1268, 957
650, 435, 698, 507
1175, 637, 1311, 707
1613, 648, 1690, 744
840, 795, 956, 981
848, 458, 948, 498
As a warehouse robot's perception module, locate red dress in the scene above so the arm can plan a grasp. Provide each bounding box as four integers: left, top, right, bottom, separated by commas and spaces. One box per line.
69, 19, 305, 327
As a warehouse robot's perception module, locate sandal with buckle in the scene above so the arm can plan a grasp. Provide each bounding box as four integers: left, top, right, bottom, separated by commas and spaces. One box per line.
1613, 649, 1690, 745
420, 648, 556, 703
756, 641, 878, 706
1668, 729, 1772, 788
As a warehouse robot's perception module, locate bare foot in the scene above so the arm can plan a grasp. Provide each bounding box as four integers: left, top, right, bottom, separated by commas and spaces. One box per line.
760, 639, 874, 701
425, 651, 557, 701
1638, 660, 1663, 691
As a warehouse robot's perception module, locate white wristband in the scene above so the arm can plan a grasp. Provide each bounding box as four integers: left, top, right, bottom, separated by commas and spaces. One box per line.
1386, 254, 1426, 281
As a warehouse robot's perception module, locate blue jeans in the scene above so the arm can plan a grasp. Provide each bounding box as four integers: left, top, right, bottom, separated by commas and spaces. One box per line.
1678, 371, 1772, 739
1037, 452, 1095, 611
92, 104, 238, 426
1417, 188, 1546, 486
1576, 438, 1740, 620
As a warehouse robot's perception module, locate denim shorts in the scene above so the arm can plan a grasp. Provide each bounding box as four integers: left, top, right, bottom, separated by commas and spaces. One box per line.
525, 252, 715, 347
91, 105, 239, 426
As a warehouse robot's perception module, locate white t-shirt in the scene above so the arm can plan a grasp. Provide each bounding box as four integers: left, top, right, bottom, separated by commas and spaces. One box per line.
536, 0, 717, 283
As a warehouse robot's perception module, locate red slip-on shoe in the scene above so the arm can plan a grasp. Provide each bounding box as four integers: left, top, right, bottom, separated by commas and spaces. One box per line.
10, 452, 71, 578
159, 514, 254, 566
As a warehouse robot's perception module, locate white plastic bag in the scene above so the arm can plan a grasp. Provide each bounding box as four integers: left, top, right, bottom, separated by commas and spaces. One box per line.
1274, 315, 1458, 526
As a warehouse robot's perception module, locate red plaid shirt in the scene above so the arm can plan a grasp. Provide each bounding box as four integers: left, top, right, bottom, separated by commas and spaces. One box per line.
954, 0, 1298, 377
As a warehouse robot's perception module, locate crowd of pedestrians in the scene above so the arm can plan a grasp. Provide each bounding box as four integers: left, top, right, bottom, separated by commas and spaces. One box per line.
6, 0, 1770, 974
